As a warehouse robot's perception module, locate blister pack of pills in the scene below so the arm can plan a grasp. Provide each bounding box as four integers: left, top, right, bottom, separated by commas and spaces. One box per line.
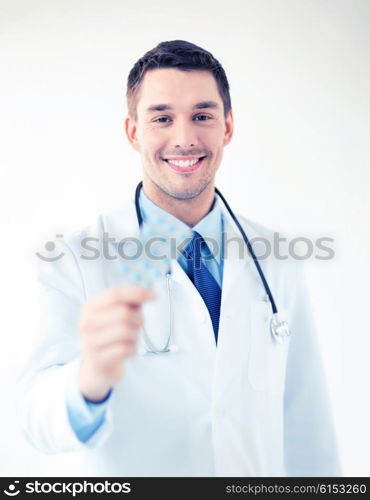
118, 214, 193, 288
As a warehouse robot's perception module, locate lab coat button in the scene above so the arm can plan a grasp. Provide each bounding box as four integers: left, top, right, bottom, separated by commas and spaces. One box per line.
137, 345, 147, 356
215, 407, 226, 418
169, 344, 179, 353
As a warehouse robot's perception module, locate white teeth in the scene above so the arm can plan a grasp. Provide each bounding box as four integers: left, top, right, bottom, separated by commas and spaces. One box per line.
167, 158, 201, 167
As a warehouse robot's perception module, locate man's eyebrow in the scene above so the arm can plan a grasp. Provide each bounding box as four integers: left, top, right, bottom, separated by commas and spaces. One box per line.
192, 101, 219, 110
145, 101, 220, 113
146, 104, 172, 113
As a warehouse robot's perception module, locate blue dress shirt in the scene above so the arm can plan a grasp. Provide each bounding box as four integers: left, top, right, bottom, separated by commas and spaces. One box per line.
66, 189, 224, 442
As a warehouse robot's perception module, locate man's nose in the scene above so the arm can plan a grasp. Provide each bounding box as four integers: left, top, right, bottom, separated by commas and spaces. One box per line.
171, 119, 197, 148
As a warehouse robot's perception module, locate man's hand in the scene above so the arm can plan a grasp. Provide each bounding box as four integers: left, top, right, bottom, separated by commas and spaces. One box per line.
77, 285, 155, 402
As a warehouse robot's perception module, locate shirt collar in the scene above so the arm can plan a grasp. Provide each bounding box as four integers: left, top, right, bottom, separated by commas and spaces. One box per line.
139, 188, 223, 264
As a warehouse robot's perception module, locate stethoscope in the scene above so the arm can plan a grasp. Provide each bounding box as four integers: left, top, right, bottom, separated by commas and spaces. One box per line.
135, 181, 290, 353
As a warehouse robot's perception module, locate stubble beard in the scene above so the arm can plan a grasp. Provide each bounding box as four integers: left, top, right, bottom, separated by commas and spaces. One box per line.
144, 156, 215, 201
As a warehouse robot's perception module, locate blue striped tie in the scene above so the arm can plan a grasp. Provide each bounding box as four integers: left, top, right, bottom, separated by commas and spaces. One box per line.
184, 231, 221, 343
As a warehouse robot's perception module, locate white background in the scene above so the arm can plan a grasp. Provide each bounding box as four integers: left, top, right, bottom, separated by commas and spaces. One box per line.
1, 0, 369, 476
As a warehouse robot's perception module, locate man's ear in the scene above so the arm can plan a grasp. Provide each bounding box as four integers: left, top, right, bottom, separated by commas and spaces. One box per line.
125, 116, 140, 152
223, 109, 234, 146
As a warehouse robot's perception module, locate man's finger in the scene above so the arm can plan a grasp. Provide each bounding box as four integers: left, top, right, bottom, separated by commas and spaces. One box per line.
81, 306, 143, 332
86, 285, 155, 311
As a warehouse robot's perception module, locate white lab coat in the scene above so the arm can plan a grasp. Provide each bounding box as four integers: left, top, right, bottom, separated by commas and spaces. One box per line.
17, 197, 341, 476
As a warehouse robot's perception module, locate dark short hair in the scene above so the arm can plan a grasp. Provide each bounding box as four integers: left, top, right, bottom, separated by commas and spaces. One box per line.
126, 40, 232, 120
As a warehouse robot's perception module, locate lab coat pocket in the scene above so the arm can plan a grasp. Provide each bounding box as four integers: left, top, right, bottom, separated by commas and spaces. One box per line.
247, 301, 290, 394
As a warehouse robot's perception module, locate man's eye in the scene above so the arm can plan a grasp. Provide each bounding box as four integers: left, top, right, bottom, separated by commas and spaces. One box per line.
194, 115, 212, 121
154, 117, 171, 123
153, 115, 212, 123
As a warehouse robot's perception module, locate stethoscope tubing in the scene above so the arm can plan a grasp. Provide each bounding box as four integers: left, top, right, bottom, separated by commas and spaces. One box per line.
214, 187, 278, 314
134, 181, 278, 315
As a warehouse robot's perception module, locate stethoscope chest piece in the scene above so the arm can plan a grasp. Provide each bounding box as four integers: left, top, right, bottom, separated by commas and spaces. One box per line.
270, 314, 291, 344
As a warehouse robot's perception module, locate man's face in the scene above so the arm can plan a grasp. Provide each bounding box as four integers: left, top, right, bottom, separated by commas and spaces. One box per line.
125, 68, 233, 200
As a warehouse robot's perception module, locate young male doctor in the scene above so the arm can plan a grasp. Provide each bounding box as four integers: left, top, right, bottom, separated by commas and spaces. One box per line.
18, 40, 341, 477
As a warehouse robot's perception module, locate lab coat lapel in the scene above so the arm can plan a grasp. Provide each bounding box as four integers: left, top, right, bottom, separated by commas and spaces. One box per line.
219, 204, 266, 307
218, 205, 260, 312
214, 205, 261, 399
170, 258, 217, 354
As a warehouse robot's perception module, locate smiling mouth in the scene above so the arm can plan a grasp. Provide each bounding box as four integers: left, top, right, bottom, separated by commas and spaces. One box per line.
162, 155, 207, 172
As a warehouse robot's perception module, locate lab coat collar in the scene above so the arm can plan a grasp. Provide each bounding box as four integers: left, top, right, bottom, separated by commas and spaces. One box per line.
100, 198, 140, 244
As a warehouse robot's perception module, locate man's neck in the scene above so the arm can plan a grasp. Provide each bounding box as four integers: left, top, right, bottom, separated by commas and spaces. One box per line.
142, 179, 215, 227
